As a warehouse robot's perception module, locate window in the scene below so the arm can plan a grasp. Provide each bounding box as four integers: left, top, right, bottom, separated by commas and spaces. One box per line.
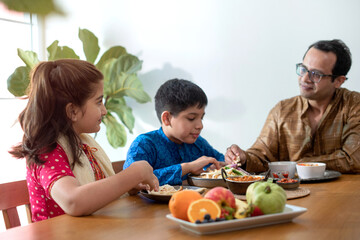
0, 3, 41, 230
0, 3, 40, 184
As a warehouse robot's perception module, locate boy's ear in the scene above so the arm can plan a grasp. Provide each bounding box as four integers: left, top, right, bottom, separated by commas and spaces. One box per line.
161, 111, 172, 126
66, 103, 79, 122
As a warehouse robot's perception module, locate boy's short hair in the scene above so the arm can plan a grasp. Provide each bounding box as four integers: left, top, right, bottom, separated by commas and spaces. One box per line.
155, 79, 208, 122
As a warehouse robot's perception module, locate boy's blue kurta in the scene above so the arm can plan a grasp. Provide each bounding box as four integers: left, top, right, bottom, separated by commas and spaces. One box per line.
124, 127, 224, 185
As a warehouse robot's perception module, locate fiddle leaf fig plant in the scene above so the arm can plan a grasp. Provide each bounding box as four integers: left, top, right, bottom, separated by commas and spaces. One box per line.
0, 0, 64, 16
7, 28, 151, 148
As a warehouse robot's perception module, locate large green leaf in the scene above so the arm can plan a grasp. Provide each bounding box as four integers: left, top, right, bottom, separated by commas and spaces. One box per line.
108, 72, 151, 103
17, 49, 39, 69
109, 54, 142, 76
78, 28, 100, 64
6, 27, 151, 150
106, 98, 135, 133
0, 0, 64, 16
7, 66, 30, 96
101, 58, 117, 96
96, 46, 127, 71
103, 54, 149, 103
102, 114, 127, 148
47, 40, 80, 60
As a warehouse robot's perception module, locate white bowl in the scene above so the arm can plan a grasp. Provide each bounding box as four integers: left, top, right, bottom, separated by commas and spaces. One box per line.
296, 163, 326, 179
268, 161, 297, 178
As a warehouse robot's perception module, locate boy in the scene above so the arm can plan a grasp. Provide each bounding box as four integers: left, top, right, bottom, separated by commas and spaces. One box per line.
123, 79, 224, 185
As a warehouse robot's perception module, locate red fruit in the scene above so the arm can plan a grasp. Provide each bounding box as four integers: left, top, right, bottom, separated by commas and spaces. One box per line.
204, 187, 236, 219
250, 206, 264, 217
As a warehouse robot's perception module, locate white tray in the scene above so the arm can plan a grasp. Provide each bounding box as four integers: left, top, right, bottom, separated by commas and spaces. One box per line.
166, 204, 307, 235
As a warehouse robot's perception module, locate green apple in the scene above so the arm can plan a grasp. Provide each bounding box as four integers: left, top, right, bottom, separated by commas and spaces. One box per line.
246, 182, 286, 214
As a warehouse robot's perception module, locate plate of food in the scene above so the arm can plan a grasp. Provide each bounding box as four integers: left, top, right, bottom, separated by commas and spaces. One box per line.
139, 185, 206, 203
187, 164, 251, 188
166, 204, 307, 235
297, 170, 341, 182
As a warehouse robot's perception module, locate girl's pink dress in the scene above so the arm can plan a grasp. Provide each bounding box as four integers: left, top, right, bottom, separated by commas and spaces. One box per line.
27, 144, 105, 222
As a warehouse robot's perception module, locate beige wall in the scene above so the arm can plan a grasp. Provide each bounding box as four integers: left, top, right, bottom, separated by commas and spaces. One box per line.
44, 0, 360, 161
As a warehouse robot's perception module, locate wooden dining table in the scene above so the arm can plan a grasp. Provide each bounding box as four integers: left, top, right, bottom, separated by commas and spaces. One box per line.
1, 174, 359, 240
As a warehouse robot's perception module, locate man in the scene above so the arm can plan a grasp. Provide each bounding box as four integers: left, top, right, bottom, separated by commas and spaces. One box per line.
226, 39, 360, 174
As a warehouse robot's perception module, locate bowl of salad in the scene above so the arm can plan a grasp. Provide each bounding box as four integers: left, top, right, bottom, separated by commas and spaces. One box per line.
187, 164, 250, 188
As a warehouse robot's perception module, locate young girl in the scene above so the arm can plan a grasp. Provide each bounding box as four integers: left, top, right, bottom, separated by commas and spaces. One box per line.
10, 59, 159, 222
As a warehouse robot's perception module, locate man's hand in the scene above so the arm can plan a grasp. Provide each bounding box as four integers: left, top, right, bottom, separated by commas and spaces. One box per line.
225, 144, 247, 165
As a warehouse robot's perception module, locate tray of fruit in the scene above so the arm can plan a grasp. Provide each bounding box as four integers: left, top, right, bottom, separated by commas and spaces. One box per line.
167, 182, 307, 235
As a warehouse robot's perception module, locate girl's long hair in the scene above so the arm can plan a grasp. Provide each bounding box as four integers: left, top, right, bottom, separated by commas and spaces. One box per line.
10, 59, 104, 168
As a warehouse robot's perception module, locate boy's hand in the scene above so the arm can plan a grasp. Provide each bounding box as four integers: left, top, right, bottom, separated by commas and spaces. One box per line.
208, 161, 226, 170
225, 144, 247, 165
182, 156, 221, 176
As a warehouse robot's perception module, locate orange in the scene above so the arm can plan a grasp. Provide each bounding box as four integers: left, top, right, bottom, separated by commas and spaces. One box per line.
187, 199, 221, 223
169, 190, 203, 221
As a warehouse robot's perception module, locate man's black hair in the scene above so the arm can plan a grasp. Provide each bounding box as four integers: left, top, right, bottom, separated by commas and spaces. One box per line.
304, 39, 352, 79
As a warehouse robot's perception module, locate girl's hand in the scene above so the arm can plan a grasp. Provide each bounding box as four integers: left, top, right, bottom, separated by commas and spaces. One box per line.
131, 161, 159, 192
225, 144, 247, 165
128, 183, 151, 195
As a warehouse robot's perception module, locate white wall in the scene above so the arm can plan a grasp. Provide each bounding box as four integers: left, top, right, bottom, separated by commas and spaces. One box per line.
44, 0, 360, 161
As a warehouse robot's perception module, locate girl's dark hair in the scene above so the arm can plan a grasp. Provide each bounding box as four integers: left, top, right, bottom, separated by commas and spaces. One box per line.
154, 79, 208, 122
10, 59, 104, 168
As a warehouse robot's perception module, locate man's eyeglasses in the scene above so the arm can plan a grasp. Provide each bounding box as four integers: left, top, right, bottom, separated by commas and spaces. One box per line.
296, 63, 340, 83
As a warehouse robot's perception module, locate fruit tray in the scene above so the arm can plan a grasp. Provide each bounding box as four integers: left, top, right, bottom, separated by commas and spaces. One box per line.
166, 204, 307, 235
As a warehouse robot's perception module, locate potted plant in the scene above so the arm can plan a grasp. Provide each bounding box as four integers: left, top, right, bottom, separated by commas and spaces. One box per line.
7, 28, 151, 148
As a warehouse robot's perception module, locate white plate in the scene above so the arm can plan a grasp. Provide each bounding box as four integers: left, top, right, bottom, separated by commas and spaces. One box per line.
299, 170, 341, 182
166, 204, 307, 235
139, 186, 205, 203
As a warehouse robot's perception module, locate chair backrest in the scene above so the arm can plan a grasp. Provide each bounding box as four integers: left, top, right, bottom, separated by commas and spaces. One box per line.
112, 160, 125, 173
0, 180, 32, 229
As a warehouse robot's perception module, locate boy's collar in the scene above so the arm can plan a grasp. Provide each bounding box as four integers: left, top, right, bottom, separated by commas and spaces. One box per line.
159, 127, 184, 146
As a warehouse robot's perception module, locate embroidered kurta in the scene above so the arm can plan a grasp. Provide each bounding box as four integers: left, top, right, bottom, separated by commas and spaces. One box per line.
245, 88, 360, 174
124, 128, 224, 185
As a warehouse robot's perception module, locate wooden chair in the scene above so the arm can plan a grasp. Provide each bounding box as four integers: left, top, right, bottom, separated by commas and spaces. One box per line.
0, 180, 32, 229
0, 162, 123, 230
112, 160, 125, 173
